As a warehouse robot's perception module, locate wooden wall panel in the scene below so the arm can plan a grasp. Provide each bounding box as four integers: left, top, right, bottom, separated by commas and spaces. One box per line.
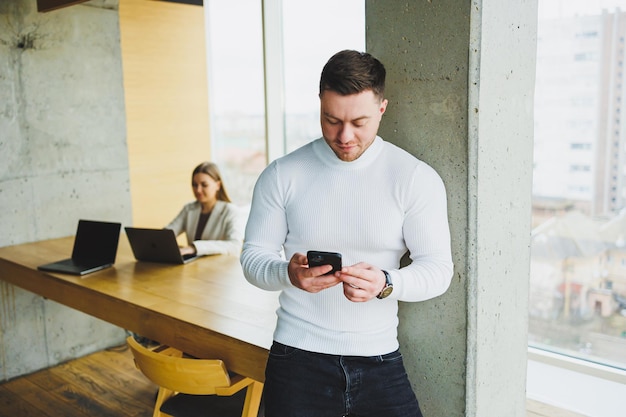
120, 0, 211, 228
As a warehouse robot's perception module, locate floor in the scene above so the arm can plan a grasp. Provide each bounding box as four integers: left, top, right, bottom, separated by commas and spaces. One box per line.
0, 345, 587, 417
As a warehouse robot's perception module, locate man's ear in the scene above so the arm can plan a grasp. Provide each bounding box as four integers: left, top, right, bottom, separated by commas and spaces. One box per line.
379, 98, 389, 116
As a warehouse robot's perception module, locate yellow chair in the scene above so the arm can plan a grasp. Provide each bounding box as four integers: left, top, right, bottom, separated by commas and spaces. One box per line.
127, 336, 264, 417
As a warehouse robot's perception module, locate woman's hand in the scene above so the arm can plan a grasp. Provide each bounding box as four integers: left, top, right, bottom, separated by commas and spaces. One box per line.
179, 245, 197, 256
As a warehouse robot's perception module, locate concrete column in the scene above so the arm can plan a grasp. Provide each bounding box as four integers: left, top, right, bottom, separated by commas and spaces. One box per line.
0, 0, 130, 381
367, 1, 537, 416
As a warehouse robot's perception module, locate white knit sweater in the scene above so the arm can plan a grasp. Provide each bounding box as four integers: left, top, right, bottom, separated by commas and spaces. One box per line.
240, 136, 453, 356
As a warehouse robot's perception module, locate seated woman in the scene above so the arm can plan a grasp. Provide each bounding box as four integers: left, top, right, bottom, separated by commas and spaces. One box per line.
166, 161, 244, 257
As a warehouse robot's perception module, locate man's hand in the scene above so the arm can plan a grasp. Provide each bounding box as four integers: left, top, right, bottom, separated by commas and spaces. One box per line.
338, 263, 386, 302
287, 252, 342, 293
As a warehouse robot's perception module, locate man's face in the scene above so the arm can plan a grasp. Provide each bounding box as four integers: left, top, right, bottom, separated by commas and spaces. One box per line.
320, 89, 388, 162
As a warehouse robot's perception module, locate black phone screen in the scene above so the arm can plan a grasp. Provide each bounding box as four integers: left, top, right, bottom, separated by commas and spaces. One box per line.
307, 250, 342, 275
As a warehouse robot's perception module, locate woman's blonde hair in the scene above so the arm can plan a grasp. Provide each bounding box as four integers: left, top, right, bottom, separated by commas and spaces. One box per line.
192, 161, 231, 202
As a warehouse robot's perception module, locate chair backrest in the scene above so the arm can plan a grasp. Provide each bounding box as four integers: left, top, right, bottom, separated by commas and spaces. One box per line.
127, 336, 231, 395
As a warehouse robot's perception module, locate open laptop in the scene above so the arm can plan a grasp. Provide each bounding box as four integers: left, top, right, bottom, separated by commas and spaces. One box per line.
38, 219, 122, 276
124, 227, 199, 264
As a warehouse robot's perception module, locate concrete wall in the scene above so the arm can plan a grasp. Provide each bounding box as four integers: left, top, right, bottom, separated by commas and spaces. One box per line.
0, 0, 130, 381
368, 0, 536, 416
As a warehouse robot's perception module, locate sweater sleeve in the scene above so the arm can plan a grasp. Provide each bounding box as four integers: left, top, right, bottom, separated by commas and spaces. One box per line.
165, 205, 188, 235
391, 163, 454, 302
240, 162, 292, 291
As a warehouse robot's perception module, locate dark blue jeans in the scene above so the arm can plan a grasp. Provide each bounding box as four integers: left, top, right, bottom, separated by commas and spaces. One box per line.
263, 341, 424, 417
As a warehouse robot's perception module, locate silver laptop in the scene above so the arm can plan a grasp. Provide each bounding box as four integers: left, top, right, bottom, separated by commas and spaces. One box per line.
38, 219, 122, 276
124, 227, 199, 264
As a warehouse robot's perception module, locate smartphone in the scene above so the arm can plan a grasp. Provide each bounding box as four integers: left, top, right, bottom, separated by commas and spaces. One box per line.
307, 250, 342, 275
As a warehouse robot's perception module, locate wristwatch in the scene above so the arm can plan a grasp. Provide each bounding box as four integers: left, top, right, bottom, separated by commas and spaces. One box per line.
376, 270, 393, 299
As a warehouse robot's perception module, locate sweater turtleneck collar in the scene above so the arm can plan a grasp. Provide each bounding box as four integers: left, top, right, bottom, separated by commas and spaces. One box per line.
312, 136, 384, 170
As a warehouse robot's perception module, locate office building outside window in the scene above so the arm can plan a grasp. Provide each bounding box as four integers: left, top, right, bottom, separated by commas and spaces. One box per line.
531, 1, 626, 371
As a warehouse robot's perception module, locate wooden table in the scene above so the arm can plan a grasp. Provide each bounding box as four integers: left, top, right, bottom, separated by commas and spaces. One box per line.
0, 236, 279, 382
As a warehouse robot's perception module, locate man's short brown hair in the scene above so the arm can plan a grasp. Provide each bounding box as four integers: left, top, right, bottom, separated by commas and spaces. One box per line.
319, 50, 386, 99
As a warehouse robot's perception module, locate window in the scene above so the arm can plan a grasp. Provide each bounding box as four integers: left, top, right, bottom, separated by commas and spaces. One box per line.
531, 0, 626, 385
530, 4, 626, 415
282, 1, 365, 154
205, 0, 364, 205
573, 51, 598, 61
569, 164, 591, 172
575, 30, 599, 39
205, 0, 265, 205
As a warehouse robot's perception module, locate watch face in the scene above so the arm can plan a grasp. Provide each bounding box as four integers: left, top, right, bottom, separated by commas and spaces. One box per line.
379, 286, 393, 299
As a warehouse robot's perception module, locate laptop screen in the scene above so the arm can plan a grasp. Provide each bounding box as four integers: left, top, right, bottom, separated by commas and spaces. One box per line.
72, 220, 121, 263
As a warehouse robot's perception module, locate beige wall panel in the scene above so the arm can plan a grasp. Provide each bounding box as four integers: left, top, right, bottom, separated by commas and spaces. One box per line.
120, 0, 211, 228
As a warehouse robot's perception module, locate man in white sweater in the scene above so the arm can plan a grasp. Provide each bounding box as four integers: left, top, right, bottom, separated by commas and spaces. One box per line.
240, 50, 454, 417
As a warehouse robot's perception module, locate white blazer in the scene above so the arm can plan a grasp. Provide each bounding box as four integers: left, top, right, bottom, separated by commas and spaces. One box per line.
165, 200, 244, 256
